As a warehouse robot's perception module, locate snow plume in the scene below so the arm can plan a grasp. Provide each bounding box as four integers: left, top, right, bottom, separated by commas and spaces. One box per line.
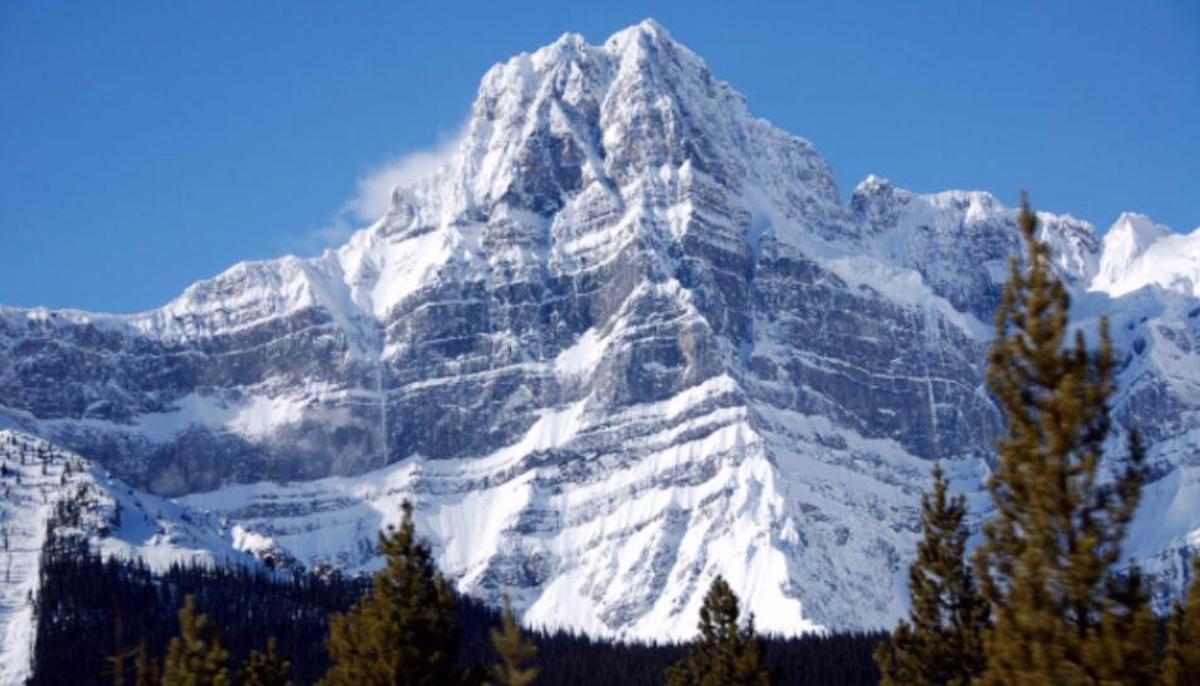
345, 132, 462, 223
303, 127, 464, 251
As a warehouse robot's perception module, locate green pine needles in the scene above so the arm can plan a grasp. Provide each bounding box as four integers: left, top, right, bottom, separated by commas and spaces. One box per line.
320, 501, 469, 686
974, 193, 1150, 685
874, 464, 988, 686
237, 637, 292, 686
162, 595, 231, 686
876, 193, 1166, 685
1162, 555, 1200, 686
665, 576, 772, 686
127, 594, 292, 686
489, 595, 539, 686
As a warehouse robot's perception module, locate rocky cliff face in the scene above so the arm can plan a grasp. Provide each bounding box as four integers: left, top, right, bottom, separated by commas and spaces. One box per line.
1, 20, 1198, 639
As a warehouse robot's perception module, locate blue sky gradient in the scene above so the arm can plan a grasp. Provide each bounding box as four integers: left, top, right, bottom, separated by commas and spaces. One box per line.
2, 1, 1197, 312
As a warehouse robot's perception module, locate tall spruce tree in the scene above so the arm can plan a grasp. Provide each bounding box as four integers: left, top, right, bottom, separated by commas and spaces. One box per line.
489, 595, 539, 686
106, 608, 138, 686
665, 576, 772, 686
162, 595, 231, 686
1086, 564, 1157, 684
135, 640, 161, 686
874, 464, 988, 685
320, 500, 469, 686
1162, 555, 1200, 686
974, 194, 1149, 685
238, 637, 293, 686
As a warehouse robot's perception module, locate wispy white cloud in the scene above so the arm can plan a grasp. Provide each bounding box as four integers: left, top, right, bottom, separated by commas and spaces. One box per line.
306, 222, 358, 249
295, 216, 355, 255
344, 137, 460, 223
296, 129, 463, 253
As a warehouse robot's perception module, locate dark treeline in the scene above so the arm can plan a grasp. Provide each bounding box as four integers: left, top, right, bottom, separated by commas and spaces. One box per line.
525, 631, 881, 686
32, 534, 881, 685
30, 532, 366, 684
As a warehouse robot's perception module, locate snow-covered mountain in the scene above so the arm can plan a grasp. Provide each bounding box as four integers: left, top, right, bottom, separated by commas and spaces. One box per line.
1, 19, 1199, 650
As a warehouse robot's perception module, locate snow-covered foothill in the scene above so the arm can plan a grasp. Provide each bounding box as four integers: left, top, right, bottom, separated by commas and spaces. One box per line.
0, 431, 249, 682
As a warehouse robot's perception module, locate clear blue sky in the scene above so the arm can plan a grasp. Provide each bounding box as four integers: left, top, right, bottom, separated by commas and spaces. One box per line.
2, 1, 1197, 312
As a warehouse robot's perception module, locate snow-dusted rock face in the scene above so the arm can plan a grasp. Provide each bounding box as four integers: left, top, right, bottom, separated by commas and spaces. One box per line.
1, 19, 1198, 640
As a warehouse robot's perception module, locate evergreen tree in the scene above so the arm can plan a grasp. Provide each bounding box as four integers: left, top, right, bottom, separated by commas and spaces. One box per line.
320, 500, 469, 686
665, 576, 772, 686
162, 595, 231, 686
1162, 555, 1200, 686
1086, 566, 1157, 684
238, 637, 293, 686
973, 194, 1148, 685
873, 464, 988, 685
489, 595, 538, 686
135, 641, 161, 686
106, 608, 137, 686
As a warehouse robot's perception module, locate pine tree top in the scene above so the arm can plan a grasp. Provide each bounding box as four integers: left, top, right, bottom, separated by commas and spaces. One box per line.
975, 194, 1149, 685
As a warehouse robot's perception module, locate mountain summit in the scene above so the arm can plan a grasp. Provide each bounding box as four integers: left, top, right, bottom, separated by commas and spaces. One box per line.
1, 21, 1198, 645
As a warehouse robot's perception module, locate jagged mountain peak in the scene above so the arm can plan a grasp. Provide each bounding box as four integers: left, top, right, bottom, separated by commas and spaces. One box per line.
850, 175, 915, 230
1100, 212, 1172, 266
324, 19, 856, 322
1111, 211, 1171, 238
456, 20, 839, 221
1092, 212, 1200, 297
605, 17, 673, 46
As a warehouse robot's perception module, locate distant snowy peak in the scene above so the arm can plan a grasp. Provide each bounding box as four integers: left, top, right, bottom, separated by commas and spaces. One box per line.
1090, 212, 1200, 297
849, 176, 1102, 319
853, 176, 1098, 274
1037, 211, 1100, 287
857, 182, 1200, 312
1108, 212, 1173, 252
850, 175, 916, 230
1096, 212, 1172, 284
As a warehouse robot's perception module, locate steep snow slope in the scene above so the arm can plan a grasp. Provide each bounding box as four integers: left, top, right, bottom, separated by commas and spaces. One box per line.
0, 19, 1198, 642
178, 377, 921, 639
0, 431, 248, 682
